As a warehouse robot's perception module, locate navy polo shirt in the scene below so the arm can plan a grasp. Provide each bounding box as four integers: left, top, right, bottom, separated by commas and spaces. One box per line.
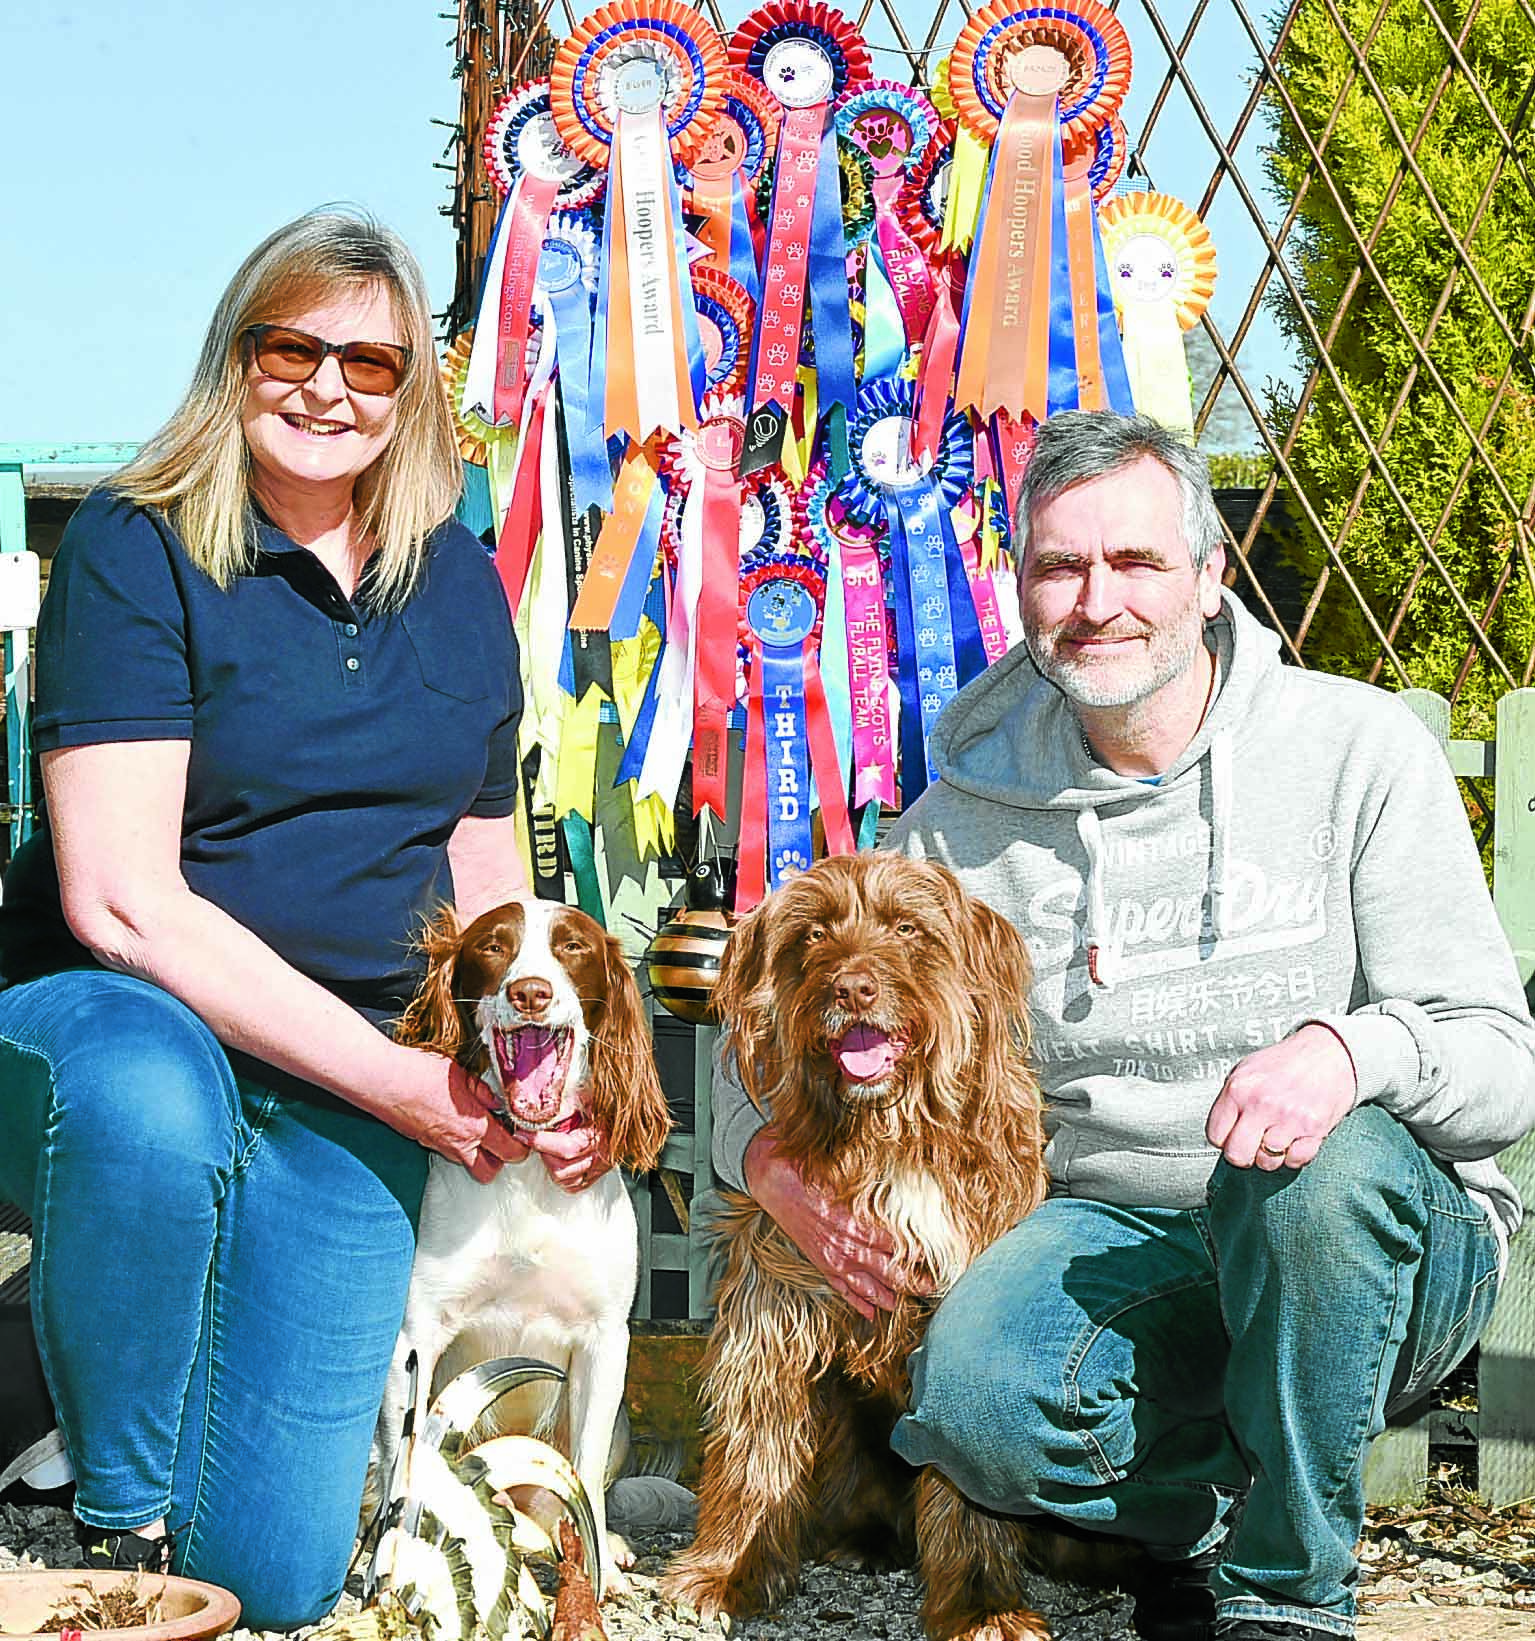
0, 491, 522, 1056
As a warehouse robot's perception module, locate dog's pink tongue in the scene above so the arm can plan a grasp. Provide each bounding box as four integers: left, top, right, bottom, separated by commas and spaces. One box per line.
507, 1027, 562, 1103
834, 1024, 900, 1083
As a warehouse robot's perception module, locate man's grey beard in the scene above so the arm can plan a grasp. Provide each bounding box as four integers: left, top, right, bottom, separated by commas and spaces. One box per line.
1022, 605, 1206, 710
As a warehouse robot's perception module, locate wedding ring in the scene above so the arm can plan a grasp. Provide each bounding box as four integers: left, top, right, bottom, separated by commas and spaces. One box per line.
1258, 1140, 1289, 1157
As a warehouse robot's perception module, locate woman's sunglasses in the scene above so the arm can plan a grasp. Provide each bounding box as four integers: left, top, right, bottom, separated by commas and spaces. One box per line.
243, 324, 411, 397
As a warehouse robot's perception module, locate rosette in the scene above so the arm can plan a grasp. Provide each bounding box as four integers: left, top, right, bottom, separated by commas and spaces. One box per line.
839, 376, 984, 807
1064, 111, 1127, 202
728, 2, 872, 106
1099, 191, 1218, 329
679, 69, 781, 295
836, 80, 939, 346
441, 330, 496, 468
838, 376, 972, 530
535, 214, 613, 515
1098, 191, 1218, 434
731, 2, 872, 474
947, 0, 1132, 422
833, 80, 937, 180
483, 79, 604, 209
689, 264, 754, 397
734, 557, 853, 911
467, 80, 604, 429
549, 0, 727, 166
550, 0, 728, 442
898, 118, 955, 259
948, 0, 1132, 150
652, 393, 751, 818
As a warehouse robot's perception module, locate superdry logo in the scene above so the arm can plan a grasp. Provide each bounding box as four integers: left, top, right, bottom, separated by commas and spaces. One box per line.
1028, 858, 1330, 982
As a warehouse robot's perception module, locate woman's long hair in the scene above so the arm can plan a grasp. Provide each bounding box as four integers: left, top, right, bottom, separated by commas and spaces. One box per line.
111, 207, 460, 609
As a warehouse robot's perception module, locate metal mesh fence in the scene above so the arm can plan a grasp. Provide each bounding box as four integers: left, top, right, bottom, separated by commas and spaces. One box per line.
443, 0, 1535, 760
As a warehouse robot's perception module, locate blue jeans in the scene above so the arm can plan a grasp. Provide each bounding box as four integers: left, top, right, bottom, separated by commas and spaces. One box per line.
0, 970, 429, 1632
893, 1105, 1502, 1636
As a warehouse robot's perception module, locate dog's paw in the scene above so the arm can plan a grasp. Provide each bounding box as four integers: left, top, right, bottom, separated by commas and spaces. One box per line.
658, 1562, 733, 1621
599, 1559, 635, 1604
952, 1612, 1053, 1641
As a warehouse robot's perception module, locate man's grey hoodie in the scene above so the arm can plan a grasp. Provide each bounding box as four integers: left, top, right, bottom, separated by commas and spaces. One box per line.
712, 590, 1535, 1254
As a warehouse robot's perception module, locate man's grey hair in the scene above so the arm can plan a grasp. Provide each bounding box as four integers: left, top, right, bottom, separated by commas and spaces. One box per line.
1014, 411, 1225, 571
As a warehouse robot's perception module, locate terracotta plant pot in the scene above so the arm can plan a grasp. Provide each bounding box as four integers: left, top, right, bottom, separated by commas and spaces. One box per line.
0, 1569, 240, 1641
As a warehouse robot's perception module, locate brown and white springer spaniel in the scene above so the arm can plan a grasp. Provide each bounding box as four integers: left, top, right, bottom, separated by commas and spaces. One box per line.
372, 898, 670, 1593
664, 853, 1092, 1641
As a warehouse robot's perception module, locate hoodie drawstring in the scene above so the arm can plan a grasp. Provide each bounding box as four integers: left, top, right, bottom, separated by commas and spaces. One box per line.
1077, 807, 1115, 989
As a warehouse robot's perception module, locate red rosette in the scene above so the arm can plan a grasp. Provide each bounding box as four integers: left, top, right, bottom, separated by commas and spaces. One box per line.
897, 116, 956, 260
738, 557, 825, 657
682, 67, 782, 201
688, 264, 755, 397
949, 0, 1132, 152
728, 2, 873, 109
549, 0, 728, 168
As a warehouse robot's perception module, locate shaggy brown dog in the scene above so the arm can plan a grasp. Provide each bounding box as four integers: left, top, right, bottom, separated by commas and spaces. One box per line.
664, 853, 1092, 1641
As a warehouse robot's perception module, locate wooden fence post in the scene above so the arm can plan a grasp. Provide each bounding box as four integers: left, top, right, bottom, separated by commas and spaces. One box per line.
1479, 688, 1535, 1505
1362, 689, 1450, 1503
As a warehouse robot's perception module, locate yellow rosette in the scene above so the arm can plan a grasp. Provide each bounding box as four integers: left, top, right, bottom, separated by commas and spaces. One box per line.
1098, 191, 1218, 437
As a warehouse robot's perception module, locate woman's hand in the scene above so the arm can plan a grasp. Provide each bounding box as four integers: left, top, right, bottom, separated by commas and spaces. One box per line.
744, 1128, 917, 1319
525, 1121, 613, 1193
382, 1046, 530, 1182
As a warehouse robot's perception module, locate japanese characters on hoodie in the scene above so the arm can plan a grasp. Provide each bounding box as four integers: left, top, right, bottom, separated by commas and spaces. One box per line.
712, 591, 1535, 1263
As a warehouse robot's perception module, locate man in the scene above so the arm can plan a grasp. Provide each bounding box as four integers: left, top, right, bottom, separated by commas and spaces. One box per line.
710, 410, 1535, 1641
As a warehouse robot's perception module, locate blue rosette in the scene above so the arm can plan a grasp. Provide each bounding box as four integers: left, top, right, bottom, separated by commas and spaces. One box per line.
833, 81, 938, 177
836, 376, 972, 530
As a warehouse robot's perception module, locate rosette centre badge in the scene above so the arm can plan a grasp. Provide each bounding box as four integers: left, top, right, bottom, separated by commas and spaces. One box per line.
748, 577, 819, 650
761, 38, 837, 107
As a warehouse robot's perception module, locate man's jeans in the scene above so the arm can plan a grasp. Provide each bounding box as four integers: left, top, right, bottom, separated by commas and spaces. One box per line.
893, 1105, 1501, 1636
0, 970, 429, 1632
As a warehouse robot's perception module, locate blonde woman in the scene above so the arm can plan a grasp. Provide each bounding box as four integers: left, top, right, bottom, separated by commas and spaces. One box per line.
0, 210, 569, 1628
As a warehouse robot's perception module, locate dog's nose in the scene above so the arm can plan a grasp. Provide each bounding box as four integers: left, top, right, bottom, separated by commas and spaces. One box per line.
834, 971, 880, 1012
508, 977, 554, 1016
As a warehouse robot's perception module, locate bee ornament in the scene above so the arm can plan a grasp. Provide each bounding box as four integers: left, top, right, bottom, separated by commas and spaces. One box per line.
645, 860, 736, 1024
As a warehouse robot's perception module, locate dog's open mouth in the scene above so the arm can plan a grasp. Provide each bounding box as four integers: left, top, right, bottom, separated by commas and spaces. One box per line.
493, 1024, 575, 1127
829, 1023, 908, 1088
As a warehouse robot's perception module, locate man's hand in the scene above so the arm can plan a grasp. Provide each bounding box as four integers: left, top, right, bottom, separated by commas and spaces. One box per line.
1206, 1023, 1358, 1171
744, 1128, 925, 1319
525, 1120, 612, 1193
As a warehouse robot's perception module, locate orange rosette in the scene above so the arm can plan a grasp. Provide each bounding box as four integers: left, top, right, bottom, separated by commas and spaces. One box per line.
549, 0, 727, 168
1098, 190, 1217, 330
680, 67, 781, 200
948, 0, 1132, 153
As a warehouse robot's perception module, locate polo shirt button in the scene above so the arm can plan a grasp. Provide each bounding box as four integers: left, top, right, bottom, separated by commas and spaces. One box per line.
345, 657, 360, 672
344, 622, 359, 636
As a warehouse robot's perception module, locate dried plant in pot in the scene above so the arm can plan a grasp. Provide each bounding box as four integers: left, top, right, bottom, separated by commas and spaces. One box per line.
0, 1569, 240, 1641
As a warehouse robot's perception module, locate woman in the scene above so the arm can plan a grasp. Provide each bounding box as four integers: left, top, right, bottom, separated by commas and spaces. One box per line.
0, 209, 596, 1629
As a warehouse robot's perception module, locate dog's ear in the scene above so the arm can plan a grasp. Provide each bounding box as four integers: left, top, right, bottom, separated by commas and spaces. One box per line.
587, 932, 672, 1172
395, 905, 467, 1058
709, 895, 780, 1112
954, 881, 1035, 1061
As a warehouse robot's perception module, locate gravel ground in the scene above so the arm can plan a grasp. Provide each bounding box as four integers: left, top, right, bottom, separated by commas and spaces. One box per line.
0, 1501, 1138, 1640
5, 1498, 1534, 1641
